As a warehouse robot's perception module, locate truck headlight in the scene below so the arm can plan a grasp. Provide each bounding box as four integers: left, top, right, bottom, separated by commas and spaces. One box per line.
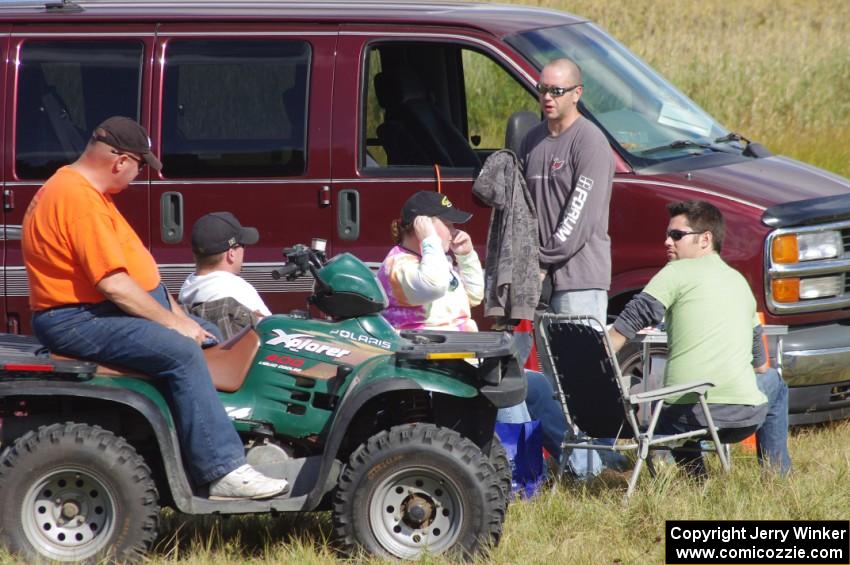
772, 275, 844, 302
800, 275, 844, 299
772, 231, 843, 263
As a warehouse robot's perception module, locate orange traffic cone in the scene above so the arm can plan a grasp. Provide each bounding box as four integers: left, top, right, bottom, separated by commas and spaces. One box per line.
515, 319, 541, 371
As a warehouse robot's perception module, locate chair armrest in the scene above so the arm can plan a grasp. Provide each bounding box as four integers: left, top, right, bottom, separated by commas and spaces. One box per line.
630, 381, 714, 404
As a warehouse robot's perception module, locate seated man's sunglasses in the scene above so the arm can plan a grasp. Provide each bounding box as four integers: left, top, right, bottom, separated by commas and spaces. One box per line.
667, 229, 705, 241
534, 82, 582, 98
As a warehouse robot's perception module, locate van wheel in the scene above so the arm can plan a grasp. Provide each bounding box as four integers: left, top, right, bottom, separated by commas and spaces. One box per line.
617, 342, 668, 422
333, 423, 504, 559
0, 422, 160, 563
617, 341, 668, 388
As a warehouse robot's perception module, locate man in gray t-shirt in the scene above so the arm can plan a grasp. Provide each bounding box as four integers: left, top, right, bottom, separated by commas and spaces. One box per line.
520, 57, 615, 320
520, 57, 617, 477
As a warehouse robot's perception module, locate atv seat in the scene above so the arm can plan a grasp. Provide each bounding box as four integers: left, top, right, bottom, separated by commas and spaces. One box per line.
203, 325, 260, 392
50, 325, 259, 393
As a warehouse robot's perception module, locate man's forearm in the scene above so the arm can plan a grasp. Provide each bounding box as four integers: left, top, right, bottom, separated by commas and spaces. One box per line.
169, 293, 192, 320
96, 272, 178, 327
607, 327, 628, 354
607, 292, 666, 354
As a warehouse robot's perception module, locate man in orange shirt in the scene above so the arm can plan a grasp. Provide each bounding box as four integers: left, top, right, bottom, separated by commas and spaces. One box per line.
23, 116, 288, 500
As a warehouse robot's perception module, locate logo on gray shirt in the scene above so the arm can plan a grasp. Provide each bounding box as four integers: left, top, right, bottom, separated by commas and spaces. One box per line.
554, 175, 595, 242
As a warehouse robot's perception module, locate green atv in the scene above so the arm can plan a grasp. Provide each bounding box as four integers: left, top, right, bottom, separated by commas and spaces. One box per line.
0, 242, 523, 562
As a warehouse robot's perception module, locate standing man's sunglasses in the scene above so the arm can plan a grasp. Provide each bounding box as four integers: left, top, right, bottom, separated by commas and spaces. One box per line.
667, 229, 705, 241
534, 83, 582, 98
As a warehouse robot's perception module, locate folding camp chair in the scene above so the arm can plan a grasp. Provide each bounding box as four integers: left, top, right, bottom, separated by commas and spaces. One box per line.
535, 314, 749, 498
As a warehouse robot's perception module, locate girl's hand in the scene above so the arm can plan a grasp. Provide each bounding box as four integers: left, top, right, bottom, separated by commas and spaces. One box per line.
413, 215, 437, 240
450, 230, 473, 255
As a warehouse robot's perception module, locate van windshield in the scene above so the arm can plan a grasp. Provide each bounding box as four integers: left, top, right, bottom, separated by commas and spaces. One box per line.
507, 23, 742, 167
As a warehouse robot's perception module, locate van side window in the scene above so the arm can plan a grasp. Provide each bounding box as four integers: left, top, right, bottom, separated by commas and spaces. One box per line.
361, 43, 536, 171
161, 40, 310, 178
15, 41, 143, 180
461, 50, 539, 151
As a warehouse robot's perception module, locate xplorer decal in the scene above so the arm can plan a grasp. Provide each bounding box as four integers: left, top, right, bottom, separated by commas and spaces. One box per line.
265, 329, 352, 358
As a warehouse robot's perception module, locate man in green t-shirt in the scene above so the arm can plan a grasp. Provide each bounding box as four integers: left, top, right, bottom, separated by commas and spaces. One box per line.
608, 200, 790, 476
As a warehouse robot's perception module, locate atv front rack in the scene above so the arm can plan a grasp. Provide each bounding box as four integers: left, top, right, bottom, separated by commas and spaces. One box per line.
395, 330, 516, 360
395, 330, 520, 386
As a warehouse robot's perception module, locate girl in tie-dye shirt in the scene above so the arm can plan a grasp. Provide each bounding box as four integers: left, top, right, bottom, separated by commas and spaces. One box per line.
377, 192, 569, 461
377, 191, 483, 331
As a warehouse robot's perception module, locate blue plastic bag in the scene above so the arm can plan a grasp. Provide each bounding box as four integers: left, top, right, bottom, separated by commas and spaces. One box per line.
494, 419, 546, 499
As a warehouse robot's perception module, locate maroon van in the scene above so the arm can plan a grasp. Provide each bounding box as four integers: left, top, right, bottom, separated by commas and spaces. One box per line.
1, 0, 850, 425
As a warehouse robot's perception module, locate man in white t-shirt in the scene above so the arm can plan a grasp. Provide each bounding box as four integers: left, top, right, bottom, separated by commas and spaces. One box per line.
180, 212, 271, 336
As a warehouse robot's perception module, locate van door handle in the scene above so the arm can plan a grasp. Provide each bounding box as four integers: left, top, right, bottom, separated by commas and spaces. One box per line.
337, 189, 360, 241
161, 191, 184, 244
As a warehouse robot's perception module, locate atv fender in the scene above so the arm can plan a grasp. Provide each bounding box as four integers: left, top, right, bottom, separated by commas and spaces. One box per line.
303, 355, 523, 509
0, 380, 197, 513
304, 375, 428, 509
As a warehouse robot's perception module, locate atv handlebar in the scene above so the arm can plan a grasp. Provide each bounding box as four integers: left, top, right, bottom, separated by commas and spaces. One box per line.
270, 241, 328, 283
270, 263, 300, 280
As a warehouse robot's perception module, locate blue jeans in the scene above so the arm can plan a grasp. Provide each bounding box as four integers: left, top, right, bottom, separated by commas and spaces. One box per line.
524, 370, 568, 460
550, 289, 608, 325
32, 285, 247, 485
755, 368, 792, 475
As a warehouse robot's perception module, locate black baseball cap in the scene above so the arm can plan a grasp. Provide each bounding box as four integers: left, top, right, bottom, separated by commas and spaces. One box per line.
92, 116, 163, 171
191, 212, 259, 256
401, 191, 472, 226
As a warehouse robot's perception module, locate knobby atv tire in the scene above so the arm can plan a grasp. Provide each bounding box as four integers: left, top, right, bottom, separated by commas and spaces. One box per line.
0, 422, 160, 563
488, 434, 512, 511
332, 423, 505, 559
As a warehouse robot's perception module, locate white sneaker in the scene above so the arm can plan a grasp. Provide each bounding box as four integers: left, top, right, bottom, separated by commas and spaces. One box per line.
209, 464, 290, 500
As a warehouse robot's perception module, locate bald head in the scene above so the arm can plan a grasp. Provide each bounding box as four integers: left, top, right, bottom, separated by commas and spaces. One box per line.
542, 58, 582, 86
537, 58, 584, 133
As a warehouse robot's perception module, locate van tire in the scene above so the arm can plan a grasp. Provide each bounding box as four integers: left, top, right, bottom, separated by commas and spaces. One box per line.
0, 422, 160, 563
617, 341, 668, 388
332, 423, 504, 559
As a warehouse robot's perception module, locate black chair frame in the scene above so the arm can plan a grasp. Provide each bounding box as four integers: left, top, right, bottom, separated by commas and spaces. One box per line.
535, 314, 736, 498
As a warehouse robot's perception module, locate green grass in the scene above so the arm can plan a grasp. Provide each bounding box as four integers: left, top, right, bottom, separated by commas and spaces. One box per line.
1, 421, 844, 564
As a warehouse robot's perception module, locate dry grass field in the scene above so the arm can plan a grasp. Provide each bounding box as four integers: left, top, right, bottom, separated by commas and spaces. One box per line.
74, 422, 850, 564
